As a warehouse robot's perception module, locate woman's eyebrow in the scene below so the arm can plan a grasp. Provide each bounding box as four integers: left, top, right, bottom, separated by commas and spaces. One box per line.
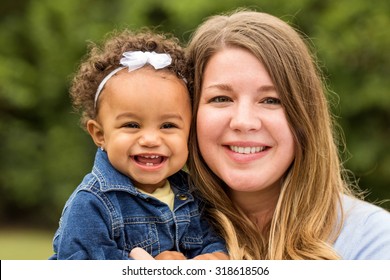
203, 83, 233, 92
258, 85, 276, 93
204, 83, 276, 93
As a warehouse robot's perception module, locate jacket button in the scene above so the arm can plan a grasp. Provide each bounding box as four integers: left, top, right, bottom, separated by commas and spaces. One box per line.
177, 194, 188, 200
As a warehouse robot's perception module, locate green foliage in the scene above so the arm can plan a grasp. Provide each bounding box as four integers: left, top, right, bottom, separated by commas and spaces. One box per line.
0, 0, 389, 227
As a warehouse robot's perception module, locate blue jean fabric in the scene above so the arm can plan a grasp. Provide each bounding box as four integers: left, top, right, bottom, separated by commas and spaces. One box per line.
49, 149, 226, 259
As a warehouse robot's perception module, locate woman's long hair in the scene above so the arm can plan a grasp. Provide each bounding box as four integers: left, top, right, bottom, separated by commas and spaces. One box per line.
186, 10, 356, 259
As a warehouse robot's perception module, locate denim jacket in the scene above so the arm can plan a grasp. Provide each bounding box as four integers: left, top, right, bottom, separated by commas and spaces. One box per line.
50, 149, 226, 259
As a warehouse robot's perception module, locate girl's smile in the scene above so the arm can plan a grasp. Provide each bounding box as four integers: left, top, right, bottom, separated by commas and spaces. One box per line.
131, 154, 167, 168
88, 68, 191, 192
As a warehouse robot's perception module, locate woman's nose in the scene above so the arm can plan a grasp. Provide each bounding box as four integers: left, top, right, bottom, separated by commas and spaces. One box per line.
229, 103, 262, 132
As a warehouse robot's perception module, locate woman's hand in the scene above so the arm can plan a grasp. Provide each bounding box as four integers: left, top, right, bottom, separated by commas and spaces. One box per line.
130, 247, 228, 260
155, 251, 187, 260
129, 247, 187, 260
129, 247, 155, 260
192, 252, 230, 260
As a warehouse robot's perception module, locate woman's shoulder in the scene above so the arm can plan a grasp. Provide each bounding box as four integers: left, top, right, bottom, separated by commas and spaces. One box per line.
333, 194, 390, 259
342, 194, 389, 218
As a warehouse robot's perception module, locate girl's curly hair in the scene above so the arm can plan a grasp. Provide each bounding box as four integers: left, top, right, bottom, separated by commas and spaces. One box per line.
70, 28, 190, 129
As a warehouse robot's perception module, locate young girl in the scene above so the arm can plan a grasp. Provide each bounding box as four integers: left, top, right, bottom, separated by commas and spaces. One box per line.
50, 29, 227, 260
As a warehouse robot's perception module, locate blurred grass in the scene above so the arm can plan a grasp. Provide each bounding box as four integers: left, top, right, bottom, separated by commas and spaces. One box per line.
0, 228, 53, 260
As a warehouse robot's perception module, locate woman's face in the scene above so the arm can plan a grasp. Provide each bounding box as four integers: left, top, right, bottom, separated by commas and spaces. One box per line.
197, 47, 295, 194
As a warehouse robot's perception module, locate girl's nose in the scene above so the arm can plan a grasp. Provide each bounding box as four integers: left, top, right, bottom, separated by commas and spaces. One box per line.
138, 130, 162, 147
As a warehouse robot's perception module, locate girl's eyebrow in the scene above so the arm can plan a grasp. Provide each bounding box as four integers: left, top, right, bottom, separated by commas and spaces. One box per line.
160, 113, 185, 121
116, 112, 138, 120
116, 112, 184, 121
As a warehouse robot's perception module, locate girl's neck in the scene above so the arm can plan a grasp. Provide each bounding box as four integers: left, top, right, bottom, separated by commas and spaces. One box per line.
228, 184, 281, 229
134, 179, 167, 194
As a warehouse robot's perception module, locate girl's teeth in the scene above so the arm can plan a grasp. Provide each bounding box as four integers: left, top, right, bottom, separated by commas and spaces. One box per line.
144, 155, 159, 159
135, 155, 164, 166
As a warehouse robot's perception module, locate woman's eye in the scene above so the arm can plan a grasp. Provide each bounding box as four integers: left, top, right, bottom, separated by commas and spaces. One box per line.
262, 97, 281, 105
209, 96, 232, 103
123, 122, 140, 128
161, 123, 178, 129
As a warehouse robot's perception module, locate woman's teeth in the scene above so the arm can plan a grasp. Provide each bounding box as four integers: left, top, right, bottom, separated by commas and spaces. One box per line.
229, 145, 266, 154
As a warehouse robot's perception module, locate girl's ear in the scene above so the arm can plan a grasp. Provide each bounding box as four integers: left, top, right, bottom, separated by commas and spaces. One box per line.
87, 120, 105, 148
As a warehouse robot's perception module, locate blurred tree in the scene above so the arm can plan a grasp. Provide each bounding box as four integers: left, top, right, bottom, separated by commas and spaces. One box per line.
0, 0, 388, 228
312, 0, 390, 205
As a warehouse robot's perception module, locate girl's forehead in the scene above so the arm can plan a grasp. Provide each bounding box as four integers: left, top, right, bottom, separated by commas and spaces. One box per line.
113, 67, 182, 84
102, 68, 188, 100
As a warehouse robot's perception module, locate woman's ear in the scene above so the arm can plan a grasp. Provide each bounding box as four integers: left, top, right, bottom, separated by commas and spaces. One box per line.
87, 119, 105, 148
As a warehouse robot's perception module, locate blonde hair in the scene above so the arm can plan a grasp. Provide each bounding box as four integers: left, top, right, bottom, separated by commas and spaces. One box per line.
186, 10, 356, 259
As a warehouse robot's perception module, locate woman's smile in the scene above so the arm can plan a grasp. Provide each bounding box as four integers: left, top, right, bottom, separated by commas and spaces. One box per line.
228, 145, 269, 154
197, 47, 295, 193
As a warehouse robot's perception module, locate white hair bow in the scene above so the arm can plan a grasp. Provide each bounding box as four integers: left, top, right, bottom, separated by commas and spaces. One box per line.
121, 51, 172, 71
94, 51, 172, 108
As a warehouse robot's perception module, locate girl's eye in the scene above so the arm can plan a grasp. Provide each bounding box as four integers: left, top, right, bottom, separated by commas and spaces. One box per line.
209, 96, 232, 103
161, 123, 178, 129
262, 97, 281, 105
123, 122, 140, 129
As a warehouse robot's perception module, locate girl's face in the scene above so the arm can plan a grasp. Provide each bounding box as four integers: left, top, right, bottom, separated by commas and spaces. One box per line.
88, 68, 191, 192
197, 47, 295, 195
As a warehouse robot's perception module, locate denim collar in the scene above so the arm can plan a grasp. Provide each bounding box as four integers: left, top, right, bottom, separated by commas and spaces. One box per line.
91, 149, 191, 196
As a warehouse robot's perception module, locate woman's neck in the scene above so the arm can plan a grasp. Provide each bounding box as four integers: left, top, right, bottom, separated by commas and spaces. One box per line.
228, 184, 281, 229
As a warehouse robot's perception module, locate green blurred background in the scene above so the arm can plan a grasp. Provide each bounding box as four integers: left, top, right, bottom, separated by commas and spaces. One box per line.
0, 0, 389, 259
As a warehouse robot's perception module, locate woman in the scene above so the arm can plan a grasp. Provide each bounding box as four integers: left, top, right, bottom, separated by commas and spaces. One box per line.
185, 10, 390, 259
